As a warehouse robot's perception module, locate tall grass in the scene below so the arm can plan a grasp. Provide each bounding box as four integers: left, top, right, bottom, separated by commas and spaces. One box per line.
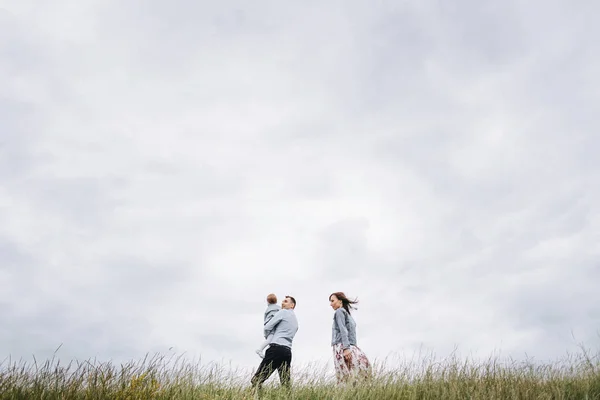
0, 348, 598, 399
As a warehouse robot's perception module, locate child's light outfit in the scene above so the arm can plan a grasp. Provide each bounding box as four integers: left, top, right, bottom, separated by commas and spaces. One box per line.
255, 303, 281, 358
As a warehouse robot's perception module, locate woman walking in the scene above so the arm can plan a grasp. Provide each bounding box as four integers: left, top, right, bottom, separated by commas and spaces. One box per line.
329, 292, 372, 384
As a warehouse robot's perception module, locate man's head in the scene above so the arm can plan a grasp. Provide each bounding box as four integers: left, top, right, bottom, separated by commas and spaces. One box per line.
266, 293, 277, 304
282, 295, 296, 309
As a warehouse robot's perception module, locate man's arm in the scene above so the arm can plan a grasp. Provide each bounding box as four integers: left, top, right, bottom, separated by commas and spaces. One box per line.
264, 310, 284, 337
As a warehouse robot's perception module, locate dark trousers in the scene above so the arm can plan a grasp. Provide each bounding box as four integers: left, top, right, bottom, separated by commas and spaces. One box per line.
251, 344, 292, 389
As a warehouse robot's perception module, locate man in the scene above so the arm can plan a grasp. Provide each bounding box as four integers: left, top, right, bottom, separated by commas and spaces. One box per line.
251, 295, 298, 390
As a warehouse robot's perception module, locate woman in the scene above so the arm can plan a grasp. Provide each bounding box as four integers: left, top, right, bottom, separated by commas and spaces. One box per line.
329, 292, 372, 384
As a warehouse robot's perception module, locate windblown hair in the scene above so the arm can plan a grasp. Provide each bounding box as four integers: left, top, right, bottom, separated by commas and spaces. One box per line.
329, 292, 359, 315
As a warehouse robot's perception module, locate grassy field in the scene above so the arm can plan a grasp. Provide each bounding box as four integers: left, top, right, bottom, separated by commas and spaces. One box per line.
0, 348, 598, 399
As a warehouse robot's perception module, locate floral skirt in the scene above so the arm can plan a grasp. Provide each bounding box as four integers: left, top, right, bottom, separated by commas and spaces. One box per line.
332, 343, 372, 384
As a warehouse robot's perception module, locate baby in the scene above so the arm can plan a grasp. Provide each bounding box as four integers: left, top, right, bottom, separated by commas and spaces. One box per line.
255, 293, 281, 358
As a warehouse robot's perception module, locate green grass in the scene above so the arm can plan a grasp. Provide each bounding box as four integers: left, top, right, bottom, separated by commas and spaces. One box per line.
0, 348, 598, 399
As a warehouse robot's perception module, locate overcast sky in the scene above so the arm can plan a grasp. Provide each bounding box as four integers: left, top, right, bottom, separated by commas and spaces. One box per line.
1, 0, 599, 377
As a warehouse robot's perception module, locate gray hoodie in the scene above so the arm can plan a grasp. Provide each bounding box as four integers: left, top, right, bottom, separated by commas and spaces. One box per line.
264, 308, 298, 348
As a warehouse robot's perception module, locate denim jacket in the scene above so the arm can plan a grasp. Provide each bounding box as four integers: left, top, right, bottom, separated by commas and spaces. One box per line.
331, 308, 357, 349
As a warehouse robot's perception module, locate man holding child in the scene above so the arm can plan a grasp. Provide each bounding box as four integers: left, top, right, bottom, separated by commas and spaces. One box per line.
250, 294, 298, 390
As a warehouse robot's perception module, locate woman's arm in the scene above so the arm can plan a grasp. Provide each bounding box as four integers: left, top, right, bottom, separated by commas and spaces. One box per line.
334, 309, 351, 349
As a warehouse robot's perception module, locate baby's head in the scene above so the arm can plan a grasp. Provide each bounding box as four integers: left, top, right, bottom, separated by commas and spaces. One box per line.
267, 293, 278, 304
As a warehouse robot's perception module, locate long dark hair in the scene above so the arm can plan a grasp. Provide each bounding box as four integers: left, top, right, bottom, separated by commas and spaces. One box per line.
329, 292, 359, 315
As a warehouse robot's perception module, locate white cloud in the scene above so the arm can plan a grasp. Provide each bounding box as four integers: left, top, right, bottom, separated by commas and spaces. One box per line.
1, 0, 599, 378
